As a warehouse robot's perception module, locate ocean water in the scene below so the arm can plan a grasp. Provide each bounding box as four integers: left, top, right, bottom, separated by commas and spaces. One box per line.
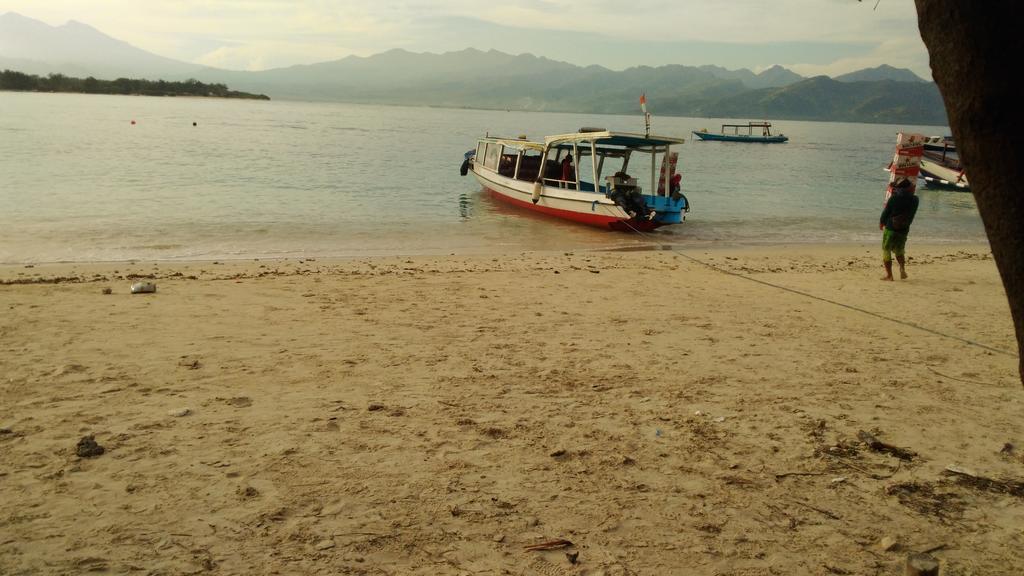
0, 92, 985, 263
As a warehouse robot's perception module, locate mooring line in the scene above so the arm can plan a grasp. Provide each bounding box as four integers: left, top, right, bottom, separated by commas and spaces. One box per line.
603, 206, 1018, 359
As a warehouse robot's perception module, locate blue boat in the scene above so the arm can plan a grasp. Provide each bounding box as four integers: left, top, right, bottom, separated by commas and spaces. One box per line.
693, 122, 788, 143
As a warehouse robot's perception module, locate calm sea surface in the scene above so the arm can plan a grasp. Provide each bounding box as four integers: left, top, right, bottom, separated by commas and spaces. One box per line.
0, 92, 984, 263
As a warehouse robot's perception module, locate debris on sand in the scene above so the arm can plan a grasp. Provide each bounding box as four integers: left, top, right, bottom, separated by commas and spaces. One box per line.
524, 539, 573, 551
944, 465, 1024, 498
226, 396, 252, 408
879, 535, 899, 552
858, 430, 917, 461
905, 552, 939, 576
130, 281, 156, 294
885, 481, 964, 522
75, 435, 105, 458
237, 486, 260, 499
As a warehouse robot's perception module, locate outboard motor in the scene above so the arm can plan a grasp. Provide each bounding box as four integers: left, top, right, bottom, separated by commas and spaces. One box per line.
606, 173, 652, 220
609, 188, 651, 219
459, 149, 475, 176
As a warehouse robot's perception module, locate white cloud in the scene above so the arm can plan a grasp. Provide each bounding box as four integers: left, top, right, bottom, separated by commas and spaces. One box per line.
194, 45, 266, 71
425, 0, 920, 44
193, 40, 359, 71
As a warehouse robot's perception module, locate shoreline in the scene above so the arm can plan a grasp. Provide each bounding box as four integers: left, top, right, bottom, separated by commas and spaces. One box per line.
0, 89, 951, 127
0, 240, 994, 275
2, 244, 1020, 574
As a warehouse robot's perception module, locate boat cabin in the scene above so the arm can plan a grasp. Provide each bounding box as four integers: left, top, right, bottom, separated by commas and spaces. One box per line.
720, 122, 776, 137
473, 129, 685, 199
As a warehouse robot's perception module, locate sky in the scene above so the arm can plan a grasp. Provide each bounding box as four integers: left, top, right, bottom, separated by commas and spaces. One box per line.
0, 0, 932, 77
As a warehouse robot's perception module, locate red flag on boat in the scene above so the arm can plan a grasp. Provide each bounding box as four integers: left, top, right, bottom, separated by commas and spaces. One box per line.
640, 93, 647, 114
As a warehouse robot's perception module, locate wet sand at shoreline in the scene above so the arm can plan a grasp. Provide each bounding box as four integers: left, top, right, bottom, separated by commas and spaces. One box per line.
1, 244, 1022, 575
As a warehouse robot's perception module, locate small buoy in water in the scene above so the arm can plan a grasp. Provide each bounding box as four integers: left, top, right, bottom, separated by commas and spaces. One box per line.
192, 121, 197, 126
130, 281, 156, 294
130, 120, 136, 125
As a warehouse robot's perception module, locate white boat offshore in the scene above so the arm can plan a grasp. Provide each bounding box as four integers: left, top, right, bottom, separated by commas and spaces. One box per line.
460, 128, 689, 231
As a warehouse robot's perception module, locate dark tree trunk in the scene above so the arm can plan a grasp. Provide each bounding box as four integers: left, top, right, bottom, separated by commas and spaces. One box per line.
915, 1, 1024, 382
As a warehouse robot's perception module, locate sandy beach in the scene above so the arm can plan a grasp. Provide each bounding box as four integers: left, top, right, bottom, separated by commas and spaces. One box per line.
1, 243, 1022, 575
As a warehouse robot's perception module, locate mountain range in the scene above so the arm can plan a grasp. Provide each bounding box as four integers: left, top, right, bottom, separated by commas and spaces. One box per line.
0, 12, 945, 125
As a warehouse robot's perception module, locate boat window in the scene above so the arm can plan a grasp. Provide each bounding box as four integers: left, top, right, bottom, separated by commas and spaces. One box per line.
597, 153, 627, 185
515, 149, 543, 182
476, 142, 485, 163
498, 151, 517, 177
576, 142, 598, 192
484, 143, 500, 170
586, 147, 631, 194
541, 146, 578, 190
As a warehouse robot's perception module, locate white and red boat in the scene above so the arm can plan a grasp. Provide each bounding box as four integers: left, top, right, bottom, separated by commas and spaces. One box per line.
460, 129, 689, 231
920, 158, 970, 191
921, 143, 970, 191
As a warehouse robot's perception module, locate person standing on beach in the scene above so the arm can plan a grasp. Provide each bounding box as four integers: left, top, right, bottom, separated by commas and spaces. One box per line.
879, 178, 920, 281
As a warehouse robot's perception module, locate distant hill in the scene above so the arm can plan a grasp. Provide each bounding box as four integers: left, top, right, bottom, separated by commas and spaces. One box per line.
835, 64, 926, 83
0, 11, 947, 125
702, 76, 946, 125
697, 64, 804, 89
0, 12, 206, 79
196, 48, 584, 101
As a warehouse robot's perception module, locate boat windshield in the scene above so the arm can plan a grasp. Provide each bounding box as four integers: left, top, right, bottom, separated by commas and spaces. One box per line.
474, 137, 545, 180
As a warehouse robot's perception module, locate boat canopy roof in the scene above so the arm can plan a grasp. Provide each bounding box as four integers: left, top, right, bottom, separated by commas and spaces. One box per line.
722, 122, 773, 128
545, 130, 685, 148
477, 136, 545, 151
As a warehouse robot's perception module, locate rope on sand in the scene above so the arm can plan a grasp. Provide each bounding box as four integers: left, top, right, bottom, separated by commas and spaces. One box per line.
603, 206, 1018, 359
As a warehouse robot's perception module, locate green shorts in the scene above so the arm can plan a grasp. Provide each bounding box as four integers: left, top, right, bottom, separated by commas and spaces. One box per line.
882, 228, 908, 261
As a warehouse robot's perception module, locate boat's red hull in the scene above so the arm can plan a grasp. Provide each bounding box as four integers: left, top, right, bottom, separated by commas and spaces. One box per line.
485, 187, 662, 232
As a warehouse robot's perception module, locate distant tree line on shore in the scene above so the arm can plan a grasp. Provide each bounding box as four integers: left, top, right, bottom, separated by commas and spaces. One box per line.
0, 70, 270, 100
